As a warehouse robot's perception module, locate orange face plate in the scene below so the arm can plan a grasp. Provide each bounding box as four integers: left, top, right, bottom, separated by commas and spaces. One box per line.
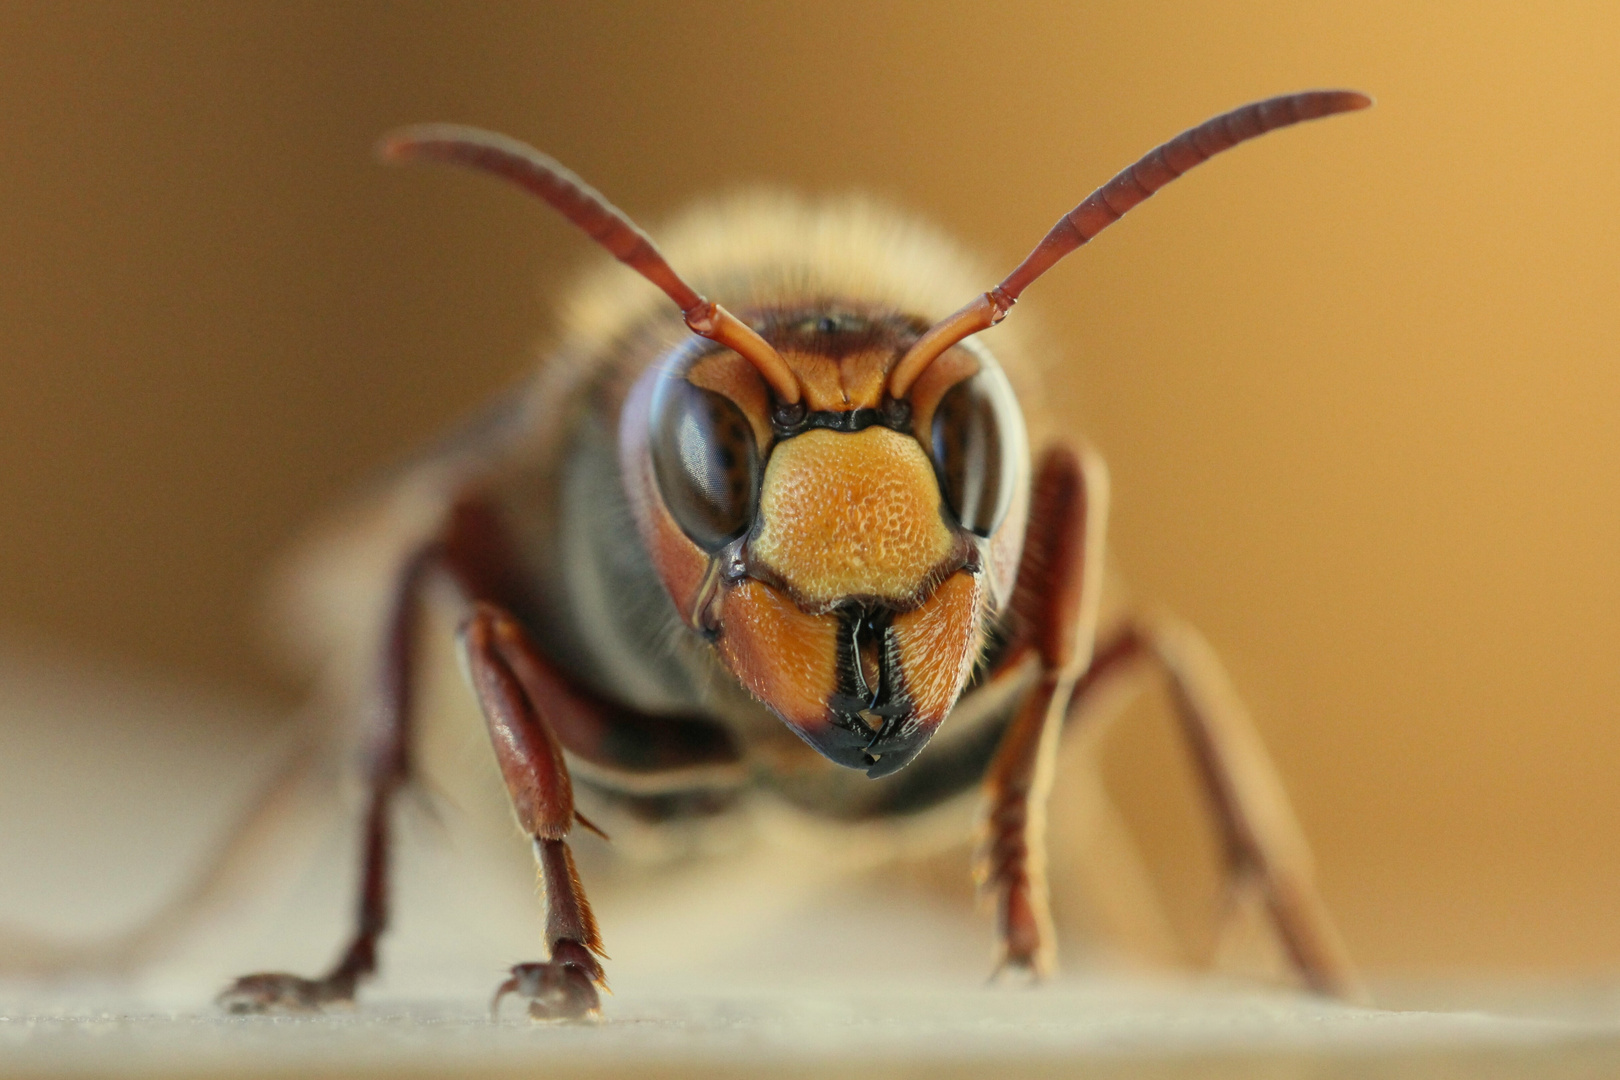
750, 427, 956, 610
713, 578, 840, 732
889, 569, 984, 730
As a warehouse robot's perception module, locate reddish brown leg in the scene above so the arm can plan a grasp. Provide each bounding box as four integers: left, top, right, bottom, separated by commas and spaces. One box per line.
218, 544, 436, 1013
214, 492, 708, 1017
1062, 619, 1363, 1000
462, 603, 607, 1022
978, 444, 1109, 975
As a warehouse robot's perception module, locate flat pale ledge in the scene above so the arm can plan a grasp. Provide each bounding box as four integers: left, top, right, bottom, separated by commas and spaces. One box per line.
5, 644, 1620, 1078
4, 975, 1620, 1080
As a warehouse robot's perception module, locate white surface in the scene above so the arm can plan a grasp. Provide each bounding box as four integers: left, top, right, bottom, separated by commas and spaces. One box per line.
5, 640, 1620, 1078
7, 974, 1620, 1080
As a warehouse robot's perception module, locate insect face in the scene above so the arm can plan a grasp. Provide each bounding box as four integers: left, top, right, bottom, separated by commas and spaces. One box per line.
622, 314, 1029, 777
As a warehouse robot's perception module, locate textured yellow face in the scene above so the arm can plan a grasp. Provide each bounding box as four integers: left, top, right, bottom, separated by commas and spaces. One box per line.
620, 297, 1029, 779
750, 428, 956, 610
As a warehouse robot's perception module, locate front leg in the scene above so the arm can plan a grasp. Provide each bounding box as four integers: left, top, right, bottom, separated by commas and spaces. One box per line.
978, 444, 1109, 975
460, 603, 607, 1021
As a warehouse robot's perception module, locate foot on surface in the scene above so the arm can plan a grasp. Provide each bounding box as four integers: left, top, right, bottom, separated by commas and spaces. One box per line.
989, 953, 1045, 985
490, 943, 604, 1022
216, 971, 354, 1014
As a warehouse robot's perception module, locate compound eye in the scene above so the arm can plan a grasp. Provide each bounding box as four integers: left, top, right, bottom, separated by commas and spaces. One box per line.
929, 368, 1019, 537
649, 376, 761, 552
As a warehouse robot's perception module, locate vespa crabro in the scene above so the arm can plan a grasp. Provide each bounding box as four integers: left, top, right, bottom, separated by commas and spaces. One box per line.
214, 90, 1371, 1020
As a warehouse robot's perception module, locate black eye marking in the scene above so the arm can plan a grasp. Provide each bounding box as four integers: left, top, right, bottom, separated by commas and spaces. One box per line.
771, 399, 808, 438
930, 369, 1019, 537
881, 395, 912, 430
769, 397, 914, 441
648, 376, 761, 552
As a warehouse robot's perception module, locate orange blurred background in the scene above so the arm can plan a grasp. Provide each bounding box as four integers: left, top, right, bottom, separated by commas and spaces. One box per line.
1, 2, 1617, 975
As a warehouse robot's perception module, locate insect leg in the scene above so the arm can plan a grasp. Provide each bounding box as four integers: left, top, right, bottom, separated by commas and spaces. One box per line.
460, 603, 606, 1022
1061, 618, 1363, 1001
977, 443, 1110, 977
217, 543, 437, 1013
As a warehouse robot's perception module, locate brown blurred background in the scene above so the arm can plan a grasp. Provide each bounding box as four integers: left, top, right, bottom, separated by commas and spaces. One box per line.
0, 2, 1616, 975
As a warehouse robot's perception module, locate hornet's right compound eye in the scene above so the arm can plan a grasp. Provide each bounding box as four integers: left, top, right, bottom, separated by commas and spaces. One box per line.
648, 375, 761, 552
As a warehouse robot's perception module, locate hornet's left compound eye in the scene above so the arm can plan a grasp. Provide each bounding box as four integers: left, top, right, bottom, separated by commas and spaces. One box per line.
649, 375, 761, 552
929, 365, 1022, 538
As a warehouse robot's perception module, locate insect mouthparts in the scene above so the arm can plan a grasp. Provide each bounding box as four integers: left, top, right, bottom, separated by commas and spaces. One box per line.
830, 604, 908, 740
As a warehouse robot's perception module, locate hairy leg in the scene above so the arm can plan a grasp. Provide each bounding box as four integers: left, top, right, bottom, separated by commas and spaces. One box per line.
978, 444, 1109, 975
218, 544, 436, 1013
1063, 618, 1362, 999
461, 603, 606, 1021
216, 491, 739, 1016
